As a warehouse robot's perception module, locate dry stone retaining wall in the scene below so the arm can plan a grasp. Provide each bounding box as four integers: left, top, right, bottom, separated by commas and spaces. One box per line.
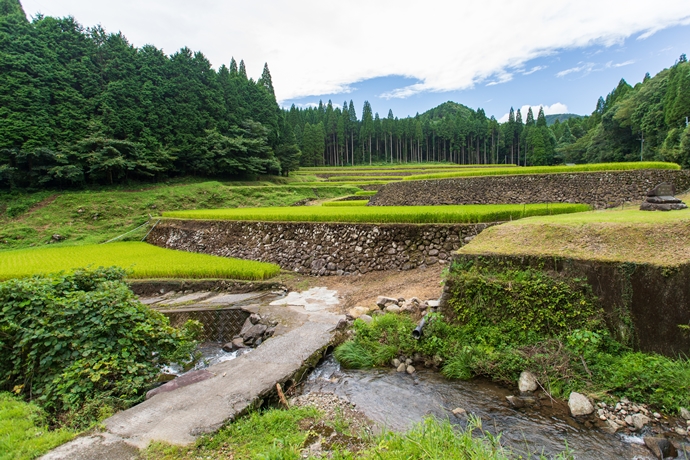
147, 220, 498, 276
368, 169, 690, 208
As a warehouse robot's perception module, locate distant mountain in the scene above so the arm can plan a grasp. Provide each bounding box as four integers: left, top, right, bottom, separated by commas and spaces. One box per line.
545, 113, 582, 126
421, 101, 475, 120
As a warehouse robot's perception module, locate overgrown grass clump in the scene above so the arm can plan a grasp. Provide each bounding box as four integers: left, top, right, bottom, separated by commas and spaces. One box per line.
0, 242, 280, 280
164, 203, 590, 224
335, 261, 690, 412
404, 162, 680, 181
0, 393, 75, 460
321, 200, 369, 207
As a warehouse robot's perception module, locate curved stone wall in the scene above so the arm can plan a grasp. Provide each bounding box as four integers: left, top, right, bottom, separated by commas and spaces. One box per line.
368, 169, 690, 208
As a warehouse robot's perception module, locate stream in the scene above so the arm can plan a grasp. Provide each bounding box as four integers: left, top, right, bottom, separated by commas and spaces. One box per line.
300, 356, 664, 459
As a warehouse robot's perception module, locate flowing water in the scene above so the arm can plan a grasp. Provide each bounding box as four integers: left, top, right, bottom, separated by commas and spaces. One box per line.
301, 356, 665, 459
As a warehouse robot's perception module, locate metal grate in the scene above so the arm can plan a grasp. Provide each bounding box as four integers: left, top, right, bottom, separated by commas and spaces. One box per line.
164, 308, 250, 343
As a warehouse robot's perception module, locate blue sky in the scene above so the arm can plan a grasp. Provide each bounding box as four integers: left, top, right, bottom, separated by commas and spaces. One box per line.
22, 1, 690, 122
283, 23, 690, 121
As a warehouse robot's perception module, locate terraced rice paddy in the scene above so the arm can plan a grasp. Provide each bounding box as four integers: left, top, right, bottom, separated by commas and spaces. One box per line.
163, 203, 590, 224
403, 162, 679, 181
0, 242, 280, 280
321, 200, 369, 206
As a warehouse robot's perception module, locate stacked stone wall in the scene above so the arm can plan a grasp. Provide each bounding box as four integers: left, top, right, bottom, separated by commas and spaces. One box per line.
147, 220, 497, 276
368, 170, 690, 208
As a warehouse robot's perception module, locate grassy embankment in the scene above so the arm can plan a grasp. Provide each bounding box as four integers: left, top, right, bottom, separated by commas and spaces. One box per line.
403, 161, 679, 181
335, 199, 690, 413
461, 204, 690, 266
0, 180, 362, 250
0, 242, 280, 281
163, 203, 590, 224
142, 405, 564, 460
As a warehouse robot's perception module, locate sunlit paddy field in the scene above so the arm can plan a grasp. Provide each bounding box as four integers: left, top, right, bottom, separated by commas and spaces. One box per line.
163, 203, 591, 224
0, 242, 280, 280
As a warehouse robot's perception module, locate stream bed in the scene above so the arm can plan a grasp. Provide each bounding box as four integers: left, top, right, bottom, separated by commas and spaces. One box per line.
300, 356, 664, 459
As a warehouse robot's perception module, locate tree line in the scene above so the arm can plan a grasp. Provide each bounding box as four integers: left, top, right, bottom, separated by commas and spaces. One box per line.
0, 0, 300, 189
286, 55, 690, 169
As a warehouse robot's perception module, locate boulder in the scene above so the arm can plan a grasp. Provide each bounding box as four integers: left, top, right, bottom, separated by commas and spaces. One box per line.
643, 437, 677, 459
406, 365, 415, 374
249, 313, 261, 325
568, 392, 594, 416
239, 318, 254, 336
385, 305, 402, 314
376, 296, 399, 308
518, 371, 538, 393
632, 413, 651, 430
348, 306, 370, 318
452, 407, 466, 416
396, 363, 406, 373
359, 314, 373, 324
242, 324, 267, 345
680, 407, 690, 421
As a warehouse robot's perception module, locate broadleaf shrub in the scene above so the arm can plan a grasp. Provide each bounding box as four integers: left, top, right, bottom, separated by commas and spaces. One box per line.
0, 267, 198, 414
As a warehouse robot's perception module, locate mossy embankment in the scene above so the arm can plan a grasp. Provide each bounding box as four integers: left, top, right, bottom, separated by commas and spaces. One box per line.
455, 201, 690, 355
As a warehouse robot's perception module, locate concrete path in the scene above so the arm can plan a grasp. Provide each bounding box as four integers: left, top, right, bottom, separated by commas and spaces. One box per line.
41, 288, 344, 459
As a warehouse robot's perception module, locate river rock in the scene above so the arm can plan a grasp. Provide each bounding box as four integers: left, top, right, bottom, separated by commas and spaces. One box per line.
625, 415, 634, 426
674, 427, 687, 436
376, 296, 398, 308
348, 306, 370, 318
359, 314, 372, 324
385, 305, 402, 314
632, 413, 651, 430
518, 371, 538, 393
452, 407, 466, 416
427, 299, 440, 308
396, 363, 406, 372
239, 318, 254, 336
680, 407, 690, 420
568, 392, 594, 416
643, 437, 678, 459
249, 313, 261, 325
392, 358, 401, 368
406, 365, 415, 374
242, 324, 267, 344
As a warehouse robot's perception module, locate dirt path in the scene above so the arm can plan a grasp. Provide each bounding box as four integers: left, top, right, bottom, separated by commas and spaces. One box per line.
276, 264, 446, 313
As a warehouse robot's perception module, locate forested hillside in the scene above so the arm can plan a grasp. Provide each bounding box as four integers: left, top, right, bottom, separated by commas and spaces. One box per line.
286, 57, 690, 169
0, 0, 300, 189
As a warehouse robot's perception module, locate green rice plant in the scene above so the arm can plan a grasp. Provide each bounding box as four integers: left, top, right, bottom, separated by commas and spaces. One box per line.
403, 162, 680, 181
321, 200, 369, 207
326, 176, 405, 181
163, 203, 590, 224
297, 163, 517, 172
354, 191, 379, 196
0, 242, 280, 280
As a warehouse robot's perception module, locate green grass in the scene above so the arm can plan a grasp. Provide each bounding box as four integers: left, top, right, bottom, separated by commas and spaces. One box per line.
326, 175, 406, 181
354, 191, 378, 196
0, 242, 280, 280
0, 181, 361, 250
403, 162, 681, 181
163, 203, 590, 224
322, 200, 369, 207
298, 163, 518, 172
0, 393, 74, 460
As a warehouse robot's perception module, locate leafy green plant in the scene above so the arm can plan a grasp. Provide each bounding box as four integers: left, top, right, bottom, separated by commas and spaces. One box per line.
0, 267, 199, 417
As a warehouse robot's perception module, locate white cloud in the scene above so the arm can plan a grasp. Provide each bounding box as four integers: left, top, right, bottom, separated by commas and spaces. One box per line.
498, 103, 569, 123
556, 62, 596, 77
522, 65, 546, 75
21, 0, 690, 102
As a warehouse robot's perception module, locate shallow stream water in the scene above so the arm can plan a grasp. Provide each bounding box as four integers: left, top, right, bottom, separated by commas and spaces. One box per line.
300, 356, 664, 459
